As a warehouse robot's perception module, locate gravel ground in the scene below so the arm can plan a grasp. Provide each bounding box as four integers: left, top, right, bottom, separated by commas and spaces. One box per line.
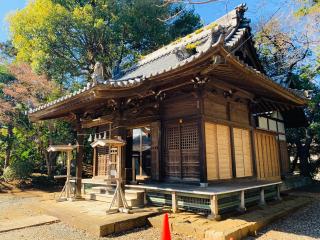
245, 185, 320, 240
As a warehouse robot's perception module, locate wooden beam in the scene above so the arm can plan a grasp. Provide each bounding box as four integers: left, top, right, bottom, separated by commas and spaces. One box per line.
75, 114, 84, 199
81, 116, 112, 128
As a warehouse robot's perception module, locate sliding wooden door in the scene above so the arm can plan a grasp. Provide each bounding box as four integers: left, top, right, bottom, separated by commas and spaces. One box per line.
205, 123, 232, 180
233, 128, 253, 178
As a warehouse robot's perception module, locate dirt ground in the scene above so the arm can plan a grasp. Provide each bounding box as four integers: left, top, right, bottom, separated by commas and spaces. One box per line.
1, 181, 320, 240
0, 181, 195, 240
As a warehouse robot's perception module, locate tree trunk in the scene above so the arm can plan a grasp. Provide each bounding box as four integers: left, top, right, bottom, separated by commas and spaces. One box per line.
295, 136, 312, 177
298, 144, 311, 177
44, 152, 52, 177
45, 138, 56, 177
4, 125, 13, 169
290, 154, 299, 173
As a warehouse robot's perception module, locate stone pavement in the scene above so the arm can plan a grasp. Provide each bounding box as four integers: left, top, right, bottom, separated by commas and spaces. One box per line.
0, 215, 59, 233
41, 199, 162, 236
148, 196, 312, 240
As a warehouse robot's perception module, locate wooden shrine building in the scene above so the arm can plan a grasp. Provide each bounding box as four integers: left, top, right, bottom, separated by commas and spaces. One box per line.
29, 4, 308, 216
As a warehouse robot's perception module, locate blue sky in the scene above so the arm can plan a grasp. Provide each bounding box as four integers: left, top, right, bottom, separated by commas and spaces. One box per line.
0, 0, 288, 42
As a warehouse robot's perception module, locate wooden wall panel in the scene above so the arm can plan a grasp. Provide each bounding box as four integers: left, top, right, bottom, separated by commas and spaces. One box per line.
230, 103, 249, 125
233, 128, 253, 177
163, 95, 198, 120
204, 96, 228, 120
254, 130, 281, 180
205, 122, 232, 180
217, 125, 232, 179
205, 123, 218, 180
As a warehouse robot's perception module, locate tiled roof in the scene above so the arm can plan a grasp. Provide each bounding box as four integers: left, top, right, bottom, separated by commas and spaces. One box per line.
29, 4, 247, 114
28, 3, 306, 115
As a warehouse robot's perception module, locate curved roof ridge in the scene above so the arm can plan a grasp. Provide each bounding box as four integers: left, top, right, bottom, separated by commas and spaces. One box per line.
117, 4, 247, 79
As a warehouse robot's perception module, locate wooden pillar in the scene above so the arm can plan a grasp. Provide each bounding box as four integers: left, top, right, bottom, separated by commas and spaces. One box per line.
172, 191, 178, 213
227, 102, 237, 178
92, 147, 97, 177
126, 130, 133, 182
276, 184, 282, 201
66, 151, 72, 199
132, 156, 137, 184
150, 121, 161, 181
144, 189, 148, 206
75, 115, 84, 199
259, 188, 266, 206
238, 190, 246, 212
199, 117, 208, 186
113, 125, 127, 183
197, 91, 207, 187
208, 195, 220, 220
249, 101, 257, 177
139, 129, 143, 176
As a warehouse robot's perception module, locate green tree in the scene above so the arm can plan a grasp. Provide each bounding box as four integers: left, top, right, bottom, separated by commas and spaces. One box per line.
8, 0, 201, 84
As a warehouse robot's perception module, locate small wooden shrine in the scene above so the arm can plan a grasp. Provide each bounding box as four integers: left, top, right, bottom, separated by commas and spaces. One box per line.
47, 144, 77, 201
29, 4, 308, 217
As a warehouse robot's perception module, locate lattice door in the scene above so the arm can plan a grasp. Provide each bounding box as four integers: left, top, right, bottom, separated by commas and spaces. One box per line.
165, 125, 181, 180
164, 122, 200, 181
181, 123, 199, 180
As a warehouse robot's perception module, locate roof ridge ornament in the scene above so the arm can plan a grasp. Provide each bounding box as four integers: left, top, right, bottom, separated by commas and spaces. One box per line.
235, 3, 247, 16
91, 61, 112, 84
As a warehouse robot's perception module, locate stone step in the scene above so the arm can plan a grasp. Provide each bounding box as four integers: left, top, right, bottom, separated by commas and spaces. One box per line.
125, 189, 145, 199
85, 192, 144, 208
90, 186, 114, 194
88, 188, 145, 199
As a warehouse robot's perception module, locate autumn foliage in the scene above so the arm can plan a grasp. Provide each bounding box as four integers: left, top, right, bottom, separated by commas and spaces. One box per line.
0, 63, 55, 123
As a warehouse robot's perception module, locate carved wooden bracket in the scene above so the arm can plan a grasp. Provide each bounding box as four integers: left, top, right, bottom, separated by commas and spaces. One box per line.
191, 75, 209, 89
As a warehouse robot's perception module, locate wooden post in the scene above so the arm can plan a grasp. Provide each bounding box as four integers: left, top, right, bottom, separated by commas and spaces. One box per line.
75, 115, 84, 199
259, 188, 266, 206
139, 129, 143, 176
126, 130, 133, 183
199, 117, 208, 187
172, 191, 178, 213
276, 184, 282, 201
144, 189, 148, 206
208, 195, 220, 220
249, 101, 257, 177
238, 190, 246, 212
131, 156, 137, 184
198, 91, 208, 187
66, 151, 71, 199
92, 147, 97, 177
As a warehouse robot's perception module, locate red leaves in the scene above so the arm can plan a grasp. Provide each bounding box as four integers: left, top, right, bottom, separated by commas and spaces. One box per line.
0, 63, 57, 123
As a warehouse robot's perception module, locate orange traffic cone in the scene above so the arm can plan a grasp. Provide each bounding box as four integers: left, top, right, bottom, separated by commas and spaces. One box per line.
161, 213, 171, 240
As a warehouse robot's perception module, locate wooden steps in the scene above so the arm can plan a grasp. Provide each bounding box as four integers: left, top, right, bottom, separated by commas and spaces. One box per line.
85, 187, 145, 208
